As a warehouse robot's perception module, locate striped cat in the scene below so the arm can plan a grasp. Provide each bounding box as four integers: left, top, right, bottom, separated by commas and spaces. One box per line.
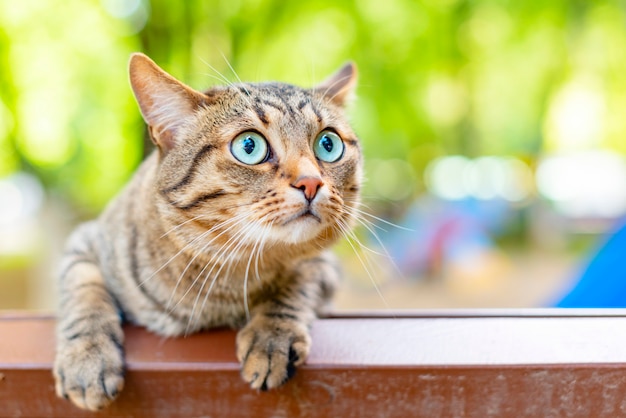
53, 53, 361, 410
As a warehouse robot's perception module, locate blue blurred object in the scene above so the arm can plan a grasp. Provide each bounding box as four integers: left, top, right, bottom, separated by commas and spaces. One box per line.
378, 196, 510, 278
555, 218, 626, 308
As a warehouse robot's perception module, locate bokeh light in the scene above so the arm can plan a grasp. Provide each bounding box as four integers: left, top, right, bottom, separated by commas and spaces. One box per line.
536, 151, 626, 218
425, 156, 533, 203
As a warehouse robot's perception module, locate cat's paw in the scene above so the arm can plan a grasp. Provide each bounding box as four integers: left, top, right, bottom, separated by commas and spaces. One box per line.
236, 316, 311, 390
53, 332, 125, 411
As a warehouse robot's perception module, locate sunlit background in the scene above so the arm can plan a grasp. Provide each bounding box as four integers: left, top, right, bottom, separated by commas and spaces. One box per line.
2, 0, 626, 311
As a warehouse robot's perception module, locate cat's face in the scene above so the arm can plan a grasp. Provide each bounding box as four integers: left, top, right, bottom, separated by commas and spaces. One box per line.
129, 53, 361, 254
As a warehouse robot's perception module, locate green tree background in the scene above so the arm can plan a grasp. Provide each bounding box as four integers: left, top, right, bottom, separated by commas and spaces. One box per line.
1, 0, 625, 214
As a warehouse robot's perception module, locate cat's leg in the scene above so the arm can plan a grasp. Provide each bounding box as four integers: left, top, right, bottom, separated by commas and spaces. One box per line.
53, 224, 125, 411
236, 252, 339, 390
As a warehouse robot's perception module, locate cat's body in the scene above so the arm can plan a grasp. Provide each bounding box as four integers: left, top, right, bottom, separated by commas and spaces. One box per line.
54, 53, 361, 411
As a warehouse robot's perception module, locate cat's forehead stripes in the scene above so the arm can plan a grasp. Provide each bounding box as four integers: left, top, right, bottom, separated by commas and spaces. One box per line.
231, 82, 324, 127
297, 98, 324, 123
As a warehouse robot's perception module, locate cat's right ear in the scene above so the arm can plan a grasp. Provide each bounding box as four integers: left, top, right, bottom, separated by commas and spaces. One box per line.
314, 62, 358, 107
129, 53, 207, 153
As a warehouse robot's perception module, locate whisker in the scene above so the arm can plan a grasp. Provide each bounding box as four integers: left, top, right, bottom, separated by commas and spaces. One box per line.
337, 219, 380, 271
344, 203, 414, 232
198, 56, 234, 86
200, 72, 238, 87
138, 227, 213, 288
242, 218, 272, 321
173, 211, 252, 308
339, 203, 407, 281
338, 216, 389, 257
255, 221, 273, 282
166, 212, 251, 310
190, 218, 266, 333
198, 56, 253, 108
145, 211, 249, 289
159, 214, 206, 239
219, 219, 269, 320
351, 214, 407, 281
185, 216, 261, 334
335, 219, 391, 310
219, 51, 250, 96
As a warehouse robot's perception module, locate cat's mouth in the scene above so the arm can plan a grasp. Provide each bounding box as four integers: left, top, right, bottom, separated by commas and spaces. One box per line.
283, 209, 322, 225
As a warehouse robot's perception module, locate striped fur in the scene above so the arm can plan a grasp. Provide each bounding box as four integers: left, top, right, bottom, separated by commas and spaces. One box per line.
54, 53, 361, 411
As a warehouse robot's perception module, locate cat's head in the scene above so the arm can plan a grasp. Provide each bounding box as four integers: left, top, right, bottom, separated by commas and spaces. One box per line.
129, 53, 361, 254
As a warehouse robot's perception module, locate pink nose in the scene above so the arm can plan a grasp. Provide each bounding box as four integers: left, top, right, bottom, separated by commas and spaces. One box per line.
292, 176, 323, 202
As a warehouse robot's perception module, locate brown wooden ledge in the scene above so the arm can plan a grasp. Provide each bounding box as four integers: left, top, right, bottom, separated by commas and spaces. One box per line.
3, 310, 626, 417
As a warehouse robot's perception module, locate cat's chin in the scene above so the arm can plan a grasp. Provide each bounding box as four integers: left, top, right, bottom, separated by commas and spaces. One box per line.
271, 217, 325, 245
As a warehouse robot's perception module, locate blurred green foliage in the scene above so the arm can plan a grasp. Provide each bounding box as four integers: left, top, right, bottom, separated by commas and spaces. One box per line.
1, 0, 626, 214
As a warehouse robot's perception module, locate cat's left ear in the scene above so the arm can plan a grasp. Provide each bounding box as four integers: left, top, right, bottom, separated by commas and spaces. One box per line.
314, 62, 358, 107
129, 52, 208, 153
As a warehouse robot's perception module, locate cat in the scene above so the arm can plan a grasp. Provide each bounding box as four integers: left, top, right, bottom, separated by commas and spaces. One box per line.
53, 52, 361, 411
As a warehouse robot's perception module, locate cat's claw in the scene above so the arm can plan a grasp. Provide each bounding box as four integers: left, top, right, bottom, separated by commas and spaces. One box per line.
53, 333, 125, 411
236, 316, 310, 390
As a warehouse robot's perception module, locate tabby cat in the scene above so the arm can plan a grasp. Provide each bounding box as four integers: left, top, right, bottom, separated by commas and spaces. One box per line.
53, 53, 361, 410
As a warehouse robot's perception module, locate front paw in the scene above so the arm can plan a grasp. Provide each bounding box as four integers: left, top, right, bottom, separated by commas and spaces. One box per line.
236, 316, 311, 390
53, 331, 125, 411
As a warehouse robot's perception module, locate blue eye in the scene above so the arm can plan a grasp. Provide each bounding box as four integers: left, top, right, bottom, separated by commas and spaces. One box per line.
231, 132, 269, 165
313, 130, 344, 163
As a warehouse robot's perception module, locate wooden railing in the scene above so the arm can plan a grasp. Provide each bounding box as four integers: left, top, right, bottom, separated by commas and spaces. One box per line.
2, 310, 626, 417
